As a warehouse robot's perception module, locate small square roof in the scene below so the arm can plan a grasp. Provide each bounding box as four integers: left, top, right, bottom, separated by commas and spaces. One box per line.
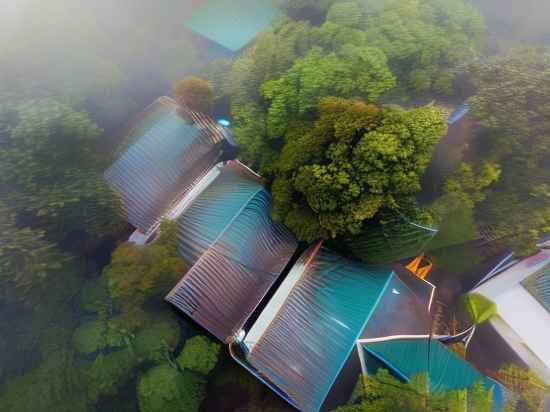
184, 0, 281, 52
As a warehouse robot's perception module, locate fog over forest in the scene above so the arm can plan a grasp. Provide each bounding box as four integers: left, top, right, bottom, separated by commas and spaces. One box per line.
1, 1, 550, 412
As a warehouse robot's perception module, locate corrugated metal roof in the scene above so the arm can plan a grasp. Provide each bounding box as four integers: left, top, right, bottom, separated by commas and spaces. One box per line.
522, 264, 550, 314
245, 245, 394, 412
166, 162, 297, 342
104, 98, 224, 233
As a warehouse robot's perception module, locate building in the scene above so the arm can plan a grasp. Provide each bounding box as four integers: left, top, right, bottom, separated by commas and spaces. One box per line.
184, 0, 281, 52
471, 249, 550, 384
230, 242, 438, 411
105, 99, 509, 412
165, 161, 298, 342
104, 97, 229, 243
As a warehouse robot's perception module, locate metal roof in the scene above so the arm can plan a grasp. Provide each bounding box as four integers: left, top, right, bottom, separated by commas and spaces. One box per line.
105, 98, 225, 233
244, 244, 394, 412
166, 161, 297, 342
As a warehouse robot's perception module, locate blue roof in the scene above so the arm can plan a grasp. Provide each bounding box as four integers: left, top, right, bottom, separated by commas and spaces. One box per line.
184, 0, 281, 51
363, 339, 507, 411
105, 98, 224, 233
245, 245, 394, 411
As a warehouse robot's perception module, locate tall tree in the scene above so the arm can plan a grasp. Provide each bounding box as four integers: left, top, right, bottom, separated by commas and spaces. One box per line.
262, 45, 396, 139
468, 47, 550, 255
271, 97, 446, 242
0, 99, 122, 239
362, 0, 486, 96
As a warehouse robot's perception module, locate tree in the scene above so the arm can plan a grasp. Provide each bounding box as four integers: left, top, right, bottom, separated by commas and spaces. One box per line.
262, 45, 396, 139
176, 335, 221, 376
137, 364, 206, 412
229, 19, 376, 171
0, 201, 75, 306
427, 162, 501, 251
362, 0, 486, 96
468, 47, 550, 255
275, 0, 339, 23
0, 99, 122, 239
173, 76, 214, 113
104, 220, 188, 310
272, 97, 446, 242
327, 1, 366, 29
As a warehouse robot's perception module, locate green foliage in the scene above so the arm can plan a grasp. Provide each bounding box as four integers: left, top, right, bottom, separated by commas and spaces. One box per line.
458, 293, 497, 325
272, 98, 446, 241
0, 201, 73, 305
496, 364, 549, 412
72, 320, 132, 355
468, 47, 550, 256
262, 45, 395, 139
230, 19, 396, 173
137, 364, 206, 412
327, 2, 365, 29
362, 0, 486, 96
275, 0, 338, 22
133, 318, 181, 363
173, 76, 214, 113
428, 162, 501, 250
0, 351, 91, 412
83, 348, 139, 401
0, 99, 122, 238
333, 369, 494, 412
79, 277, 112, 314
346, 208, 437, 264
105, 224, 188, 308
176, 335, 221, 375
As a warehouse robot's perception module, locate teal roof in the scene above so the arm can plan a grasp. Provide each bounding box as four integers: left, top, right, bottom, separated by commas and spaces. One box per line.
363, 339, 506, 410
246, 245, 394, 412
166, 162, 297, 342
522, 263, 550, 313
184, 0, 281, 51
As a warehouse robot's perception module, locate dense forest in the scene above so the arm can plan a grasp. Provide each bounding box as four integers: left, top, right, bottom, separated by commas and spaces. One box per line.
1, 0, 549, 411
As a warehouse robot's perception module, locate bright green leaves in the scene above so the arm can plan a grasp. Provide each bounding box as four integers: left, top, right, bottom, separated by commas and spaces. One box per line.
363, 0, 486, 96
272, 98, 446, 242
137, 335, 221, 412
176, 336, 222, 376
458, 293, 497, 325
262, 45, 395, 139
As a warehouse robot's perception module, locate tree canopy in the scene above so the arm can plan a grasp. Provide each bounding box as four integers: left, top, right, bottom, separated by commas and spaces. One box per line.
362, 0, 486, 96
173, 76, 214, 113
468, 46, 550, 255
105, 220, 188, 310
262, 45, 395, 140
271, 97, 446, 242
0, 99, 122, 238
